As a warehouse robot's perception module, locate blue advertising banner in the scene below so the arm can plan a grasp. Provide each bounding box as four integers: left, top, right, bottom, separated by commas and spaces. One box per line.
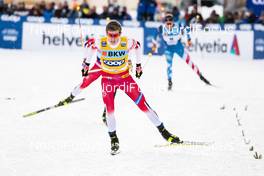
253, 31, 264, 59
246, 0, 264, 16
0, 15, 23, 49
143, 27, 164, 55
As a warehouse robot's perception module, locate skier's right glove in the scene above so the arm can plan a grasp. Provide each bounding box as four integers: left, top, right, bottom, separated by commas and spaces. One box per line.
81, 61, 90, 77
135, 64, 143, 78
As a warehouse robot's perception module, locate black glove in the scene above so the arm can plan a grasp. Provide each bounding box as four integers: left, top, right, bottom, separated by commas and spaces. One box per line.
81, 62, 90, 77
135, 64, 143, 78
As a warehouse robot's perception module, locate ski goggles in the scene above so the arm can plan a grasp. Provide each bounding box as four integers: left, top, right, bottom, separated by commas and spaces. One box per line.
164, 15, 174, 22
107, 32, 120, 38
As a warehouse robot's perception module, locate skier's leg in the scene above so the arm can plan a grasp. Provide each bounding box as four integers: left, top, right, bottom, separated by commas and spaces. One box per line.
121, 76, 181, 143
102, 88, 117, 125
164, 50, 174, 90
71, 62, 102, 96
101, 78, 116, 132
101, 78, 119, 154
58, 62, 102, 105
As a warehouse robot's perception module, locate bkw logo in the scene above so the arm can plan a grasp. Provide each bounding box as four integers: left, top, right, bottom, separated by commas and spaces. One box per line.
102, 51, 126, 58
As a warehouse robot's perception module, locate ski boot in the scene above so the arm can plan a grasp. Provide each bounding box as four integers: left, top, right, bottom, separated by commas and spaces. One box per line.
157, 123, 182, 143
109, 131, 120, 155
58, 94, 74, 106
168, 79, 173, 91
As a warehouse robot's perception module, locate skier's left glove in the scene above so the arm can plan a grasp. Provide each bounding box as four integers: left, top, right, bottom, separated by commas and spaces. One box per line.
151, 43, 158, 53
135, 64, 143, 78
81, 62, 90, 77
186, 39, 192, 47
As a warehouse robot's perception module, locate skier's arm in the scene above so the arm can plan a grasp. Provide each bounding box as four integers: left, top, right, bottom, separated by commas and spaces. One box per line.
128, 39, 141, 64
83, 38, 98, 64
180, 23, 191, 47
81, 38, 98, 76
128, 39, 142, 78
185, 27, 191, 46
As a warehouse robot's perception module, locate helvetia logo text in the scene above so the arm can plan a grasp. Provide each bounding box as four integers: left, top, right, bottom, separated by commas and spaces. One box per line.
42, 32, 82, 47
188, 38, 228, 53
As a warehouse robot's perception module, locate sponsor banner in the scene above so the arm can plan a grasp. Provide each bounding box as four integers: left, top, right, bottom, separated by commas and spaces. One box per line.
187, 31, 253, 60
246, 0, 264, 16
145, 29, 253, 60
22, 22, 144, 53
254, 31, 264, 59
144, 27, 164, 55
0, 15, 23, 49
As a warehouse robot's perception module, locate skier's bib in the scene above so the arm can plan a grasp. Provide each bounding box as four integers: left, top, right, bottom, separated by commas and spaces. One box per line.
99, 37, 129, 74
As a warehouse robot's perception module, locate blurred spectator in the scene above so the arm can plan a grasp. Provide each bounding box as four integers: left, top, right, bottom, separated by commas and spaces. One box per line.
109, 6, 120, 20
237, 10, 247, 23
14, 2, 28, 16
223, 11, 234, 23
188, 5, 204, 25
54, 2, 63, 18
61, 1, 70, 18
147, 0, 157, 21
29, 3, 42, 16
108, 0, 119, 10
120, 7, 131, 20
201, 0, 214, 7
108, 0, 119, 19
137, 0, 157, 21
5, 3, 16, 16
39, 0, 46, 14
0, 0, 4, 14
88, 6, 98, 19
256, 11, 264, 25
100, 6, 109, 19
233, 11, 241, 24
246, 11, 257, 24
0, 0, 260, 25
43, 2, 54, 19
80, 0, 89, 18
172, 6, 180, 21
68, 4, 79, 19
206, 10, 220, 23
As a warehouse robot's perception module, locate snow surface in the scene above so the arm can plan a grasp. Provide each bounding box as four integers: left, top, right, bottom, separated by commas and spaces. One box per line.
0, 49, 264, 176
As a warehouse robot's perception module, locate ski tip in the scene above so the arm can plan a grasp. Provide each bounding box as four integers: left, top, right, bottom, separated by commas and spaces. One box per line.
22, 112, 37, 118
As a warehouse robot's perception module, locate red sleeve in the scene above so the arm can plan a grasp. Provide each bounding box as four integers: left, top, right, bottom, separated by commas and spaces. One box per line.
84, 38, 97, 49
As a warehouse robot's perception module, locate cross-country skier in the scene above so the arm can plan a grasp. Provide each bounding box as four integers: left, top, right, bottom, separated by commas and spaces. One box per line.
58, 37, 121, 125
152, 13, 211, 90
79, 20, 181, 155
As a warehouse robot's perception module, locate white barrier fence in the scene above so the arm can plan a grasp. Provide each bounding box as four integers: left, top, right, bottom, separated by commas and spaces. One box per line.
22, 22, 144, 53
22, 22, 254, 60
